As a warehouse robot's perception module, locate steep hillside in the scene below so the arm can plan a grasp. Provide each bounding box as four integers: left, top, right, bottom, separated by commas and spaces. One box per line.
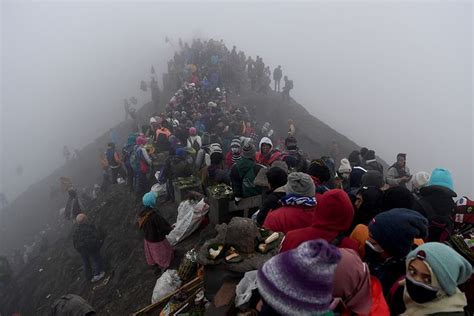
0, 57, 378, 315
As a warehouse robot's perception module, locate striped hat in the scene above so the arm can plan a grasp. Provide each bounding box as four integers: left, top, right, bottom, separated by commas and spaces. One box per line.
209, 143, 222, 155
231, 137, 241, 148
257, 239, 341, 315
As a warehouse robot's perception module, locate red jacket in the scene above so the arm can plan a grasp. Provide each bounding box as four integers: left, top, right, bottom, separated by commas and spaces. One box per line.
263, 204, 316, 234
255, 150, 281, 166
280, 189, 358, 252
340, 276, 390, 316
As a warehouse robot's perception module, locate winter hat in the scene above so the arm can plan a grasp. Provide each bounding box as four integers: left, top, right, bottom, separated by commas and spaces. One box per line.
397, 153, 407, 159
231, 137, 241, 148
257, 239, 341, 315
361, 170, 384, 188
369, 209, 428, 257
142, 191, 157, 208
209, 143, 222, 155
208, 101, 217, 108
176, 147, 187, 158
284, 172, 316, 197
266, 166, 288, 190
259, 137, 273, 151
308, 159, 331, 182
348, 150, 361, 166
360, 147, 368, 159
406, 242, 472, 296
338, 158, 352, 174
363, 150, 376, 161
242, 142, 256, 159
382, 186, 414, 211
188, 127, 197, 136
412, 171, 430, 190
135, 135, 147, 145
333, 248, 372, 314
428, 168, 455, 193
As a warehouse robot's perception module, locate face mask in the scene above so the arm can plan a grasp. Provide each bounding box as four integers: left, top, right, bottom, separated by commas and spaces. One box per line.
364, 243, 385, 264
405, 275, 439, 304
365, 240, 384, 253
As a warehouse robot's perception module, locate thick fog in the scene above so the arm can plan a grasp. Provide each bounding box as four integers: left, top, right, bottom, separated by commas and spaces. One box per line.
1, 1, 472, 200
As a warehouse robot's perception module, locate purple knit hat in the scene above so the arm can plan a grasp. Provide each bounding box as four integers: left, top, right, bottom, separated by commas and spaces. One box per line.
257, 239, 341, 315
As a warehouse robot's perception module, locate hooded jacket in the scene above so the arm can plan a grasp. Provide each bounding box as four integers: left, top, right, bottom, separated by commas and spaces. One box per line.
262, 197, 317, 234
280, 190, 358, 252
255, 137, 281, 166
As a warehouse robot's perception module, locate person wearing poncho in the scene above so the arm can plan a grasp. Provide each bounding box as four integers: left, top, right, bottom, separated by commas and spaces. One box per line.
138, 192, 173, 270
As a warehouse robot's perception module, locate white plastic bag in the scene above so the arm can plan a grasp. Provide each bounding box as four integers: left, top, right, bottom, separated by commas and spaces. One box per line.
150, 183, 167, 197
166, 198, 209, 246
235, 270, 258, 308
151, 269, 182, 304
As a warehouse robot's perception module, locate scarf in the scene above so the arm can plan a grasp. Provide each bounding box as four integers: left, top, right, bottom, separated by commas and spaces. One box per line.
280, 193, 317, 207
401, 279, 467, 316
232, 152, 242, 164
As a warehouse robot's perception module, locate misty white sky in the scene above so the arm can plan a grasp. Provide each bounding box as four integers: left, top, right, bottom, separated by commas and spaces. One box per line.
1, 0, 473, 200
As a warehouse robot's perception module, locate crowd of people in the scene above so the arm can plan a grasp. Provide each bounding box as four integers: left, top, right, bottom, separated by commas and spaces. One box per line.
6, 38, 472, 315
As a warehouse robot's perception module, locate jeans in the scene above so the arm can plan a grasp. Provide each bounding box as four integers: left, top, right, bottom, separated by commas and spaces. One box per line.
79, 249, 103, 280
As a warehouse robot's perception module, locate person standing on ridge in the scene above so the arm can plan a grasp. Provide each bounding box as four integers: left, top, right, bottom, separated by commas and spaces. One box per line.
282, 76, 293, 102
386, 153, 411, 188
273, 65, 282, 92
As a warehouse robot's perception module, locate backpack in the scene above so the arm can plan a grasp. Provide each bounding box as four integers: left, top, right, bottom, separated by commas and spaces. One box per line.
239, 164, 261, 198
201, 133, 211, 147
156, 131, 170, 152
287, 80, 294, 90
416, 199, 453, 243
129, 146, 141, 173
106, 148, 119, 167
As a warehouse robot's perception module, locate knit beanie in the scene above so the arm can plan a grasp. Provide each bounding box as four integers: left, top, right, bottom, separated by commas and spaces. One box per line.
382, 186, 414, 211
361, 170, 384, 188
284, 172, 316, 197
231, 137, 241, 149
338, 158, 352, 174
142, 191, 157, 208
257, 239, 341, 315
412, 171, 430, 190
406, 242, 472, 296
242, 142, 256, 159
368, 208, 428, 258
189, 127, 197, 136
136, 135, 147, 146
266, 166, 288, 189
308, 159, 331, 182
348, 151, 361, 166
428, 168, 455, 193
209, 143, 222, 156
363, 150, 375, 161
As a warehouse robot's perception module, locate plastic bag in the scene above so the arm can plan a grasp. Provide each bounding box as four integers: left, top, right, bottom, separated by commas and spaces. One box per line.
235, 270, 258, 308
151, 269, 182, 304
166, 199, 209, 246
151, 183, 167, 197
